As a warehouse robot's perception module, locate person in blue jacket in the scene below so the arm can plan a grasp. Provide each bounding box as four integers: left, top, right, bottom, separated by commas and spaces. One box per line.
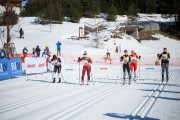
56, 41, 62, 56
0, 48, 6, 59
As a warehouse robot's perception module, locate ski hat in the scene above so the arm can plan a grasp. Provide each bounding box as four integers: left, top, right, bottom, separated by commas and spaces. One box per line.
131, 50, 135, 53
124, 50, 128, 53
83, 51, 87, 55
163, 48, 167, 50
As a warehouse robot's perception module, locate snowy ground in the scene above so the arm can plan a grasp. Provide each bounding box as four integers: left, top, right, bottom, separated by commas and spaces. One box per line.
0, 65, 180, 120
0, 13, 180, 119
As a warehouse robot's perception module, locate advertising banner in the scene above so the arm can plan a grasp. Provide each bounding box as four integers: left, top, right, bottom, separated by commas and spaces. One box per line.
25, 57, 46, 74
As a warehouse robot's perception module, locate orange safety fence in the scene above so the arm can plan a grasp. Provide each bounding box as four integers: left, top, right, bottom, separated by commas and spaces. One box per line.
8, 53, 180, 66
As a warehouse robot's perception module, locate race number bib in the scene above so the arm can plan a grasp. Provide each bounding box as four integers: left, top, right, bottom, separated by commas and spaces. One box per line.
162, 54, 168, 60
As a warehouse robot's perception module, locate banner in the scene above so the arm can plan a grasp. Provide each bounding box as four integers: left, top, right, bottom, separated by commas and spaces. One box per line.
9, 58, 22, 77
25, 57, 46, 74
0, 59, 9, 80
0, 58, 22, 80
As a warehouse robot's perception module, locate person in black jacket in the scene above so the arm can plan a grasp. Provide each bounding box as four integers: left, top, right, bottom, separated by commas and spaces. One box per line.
36, 46, 41, 57
19, 28, 24, 38
120, 50, 131, 84
159, 48, 170, 82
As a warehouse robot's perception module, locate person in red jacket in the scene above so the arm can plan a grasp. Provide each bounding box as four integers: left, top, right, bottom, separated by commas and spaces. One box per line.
130, 50, 139, 81
78, 51, 92, 85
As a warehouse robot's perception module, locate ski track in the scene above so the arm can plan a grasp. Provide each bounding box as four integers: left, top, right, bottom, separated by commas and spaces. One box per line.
7, 85, 114, 120
2, 84, 129, 120
131, 81, 167, 119
45, 84, 129, 120
0, 86, 81, 113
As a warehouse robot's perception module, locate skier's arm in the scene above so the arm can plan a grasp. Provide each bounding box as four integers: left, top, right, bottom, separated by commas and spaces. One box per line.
78, 57, 82, 62
120, 56, 123, 62
129, 56, 131, 62
159, 54, 162, 60
168, 53, 170, 59
89, 58, 92, 64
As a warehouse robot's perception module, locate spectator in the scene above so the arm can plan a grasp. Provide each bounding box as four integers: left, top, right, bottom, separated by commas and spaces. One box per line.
56, 41, 62, 56
36, 46, 41, 57
0, 48, 6, 59
19, 28, 24, 38
23, 47, 28, 57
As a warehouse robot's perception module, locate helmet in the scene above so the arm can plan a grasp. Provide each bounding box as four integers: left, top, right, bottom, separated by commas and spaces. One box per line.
124, 50, 128, 53
131, 50, 135, 53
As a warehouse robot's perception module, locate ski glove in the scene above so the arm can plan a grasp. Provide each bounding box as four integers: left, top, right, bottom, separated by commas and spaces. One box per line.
78, 57, 81, 62
120, 56, 123, 62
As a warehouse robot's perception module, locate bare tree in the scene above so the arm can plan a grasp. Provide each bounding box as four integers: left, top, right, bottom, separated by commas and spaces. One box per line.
1, 0, 18, 45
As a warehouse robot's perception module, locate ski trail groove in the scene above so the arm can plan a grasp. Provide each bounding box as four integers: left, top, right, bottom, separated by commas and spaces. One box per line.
131, 82, 166, 118
46, 84, 129, 120
0, 86, 81, 113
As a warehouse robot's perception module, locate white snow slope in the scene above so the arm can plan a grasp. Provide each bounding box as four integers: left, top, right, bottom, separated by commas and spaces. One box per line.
0, 14, 180, 120
0, 65, 180, 120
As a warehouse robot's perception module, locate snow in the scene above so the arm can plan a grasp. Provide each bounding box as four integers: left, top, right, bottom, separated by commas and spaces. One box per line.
0, 65, 180, 120
0, 13, 180, 119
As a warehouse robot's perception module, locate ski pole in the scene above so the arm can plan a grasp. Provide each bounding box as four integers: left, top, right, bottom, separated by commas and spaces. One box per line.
139, 55, 141, 80
61, 72, 66, 83
79, 62, 81, 85
90, 67, 94, 85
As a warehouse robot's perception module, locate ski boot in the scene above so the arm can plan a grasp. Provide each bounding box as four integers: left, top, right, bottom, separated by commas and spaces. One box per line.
129, 76, 131, 84
52, 78, 55, 83
86, 81, 90, 85
123, 80, 126, 85
58, 78, 61, 83
81, 81, 84, 85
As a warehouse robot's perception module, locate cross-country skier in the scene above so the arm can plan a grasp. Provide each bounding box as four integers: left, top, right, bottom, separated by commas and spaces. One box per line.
120, 50, 131, 84
159, 48, 170, 82
130, 50, 139, 81
50, 55, 62, 83
78, 51, 92, 85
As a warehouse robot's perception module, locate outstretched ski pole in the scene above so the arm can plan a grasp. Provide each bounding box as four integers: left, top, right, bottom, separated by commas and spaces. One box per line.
139, 55, 141, 80
61, 72, 66, 83
90, 67, 94, 85
79, 61, 81, 85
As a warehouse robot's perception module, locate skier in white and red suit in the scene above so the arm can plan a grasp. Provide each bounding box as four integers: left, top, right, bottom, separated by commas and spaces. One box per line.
78, 51, 92, 85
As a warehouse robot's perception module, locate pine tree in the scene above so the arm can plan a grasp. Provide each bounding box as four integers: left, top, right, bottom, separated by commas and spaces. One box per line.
107, 4, 118, 21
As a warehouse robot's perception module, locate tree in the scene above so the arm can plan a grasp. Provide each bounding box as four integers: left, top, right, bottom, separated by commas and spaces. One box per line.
1, 0, 18, 44
107, 4, 118, 21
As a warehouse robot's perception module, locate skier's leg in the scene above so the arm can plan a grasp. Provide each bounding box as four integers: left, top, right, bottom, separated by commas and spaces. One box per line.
166, 63, 169, 81
57, 67, 61, 83
130, 63, 133, 79
134, 63, 137, 80
127, 64, 130, 79
87, 66, 91, 84
161, 63, 165, 82
123, 65, 126, 80
81, 67, 86, 84
52, 67, 57, 83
